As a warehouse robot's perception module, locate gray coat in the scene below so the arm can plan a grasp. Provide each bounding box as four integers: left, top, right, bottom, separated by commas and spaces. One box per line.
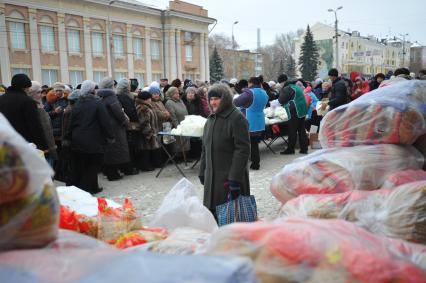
199, 90, 251, 211
98, 89, 130, 165
165, 98, 190, 152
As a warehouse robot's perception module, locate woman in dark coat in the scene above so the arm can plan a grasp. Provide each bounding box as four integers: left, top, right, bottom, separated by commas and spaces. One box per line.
97, 78, 130, 181
199, 83, 251, 217
64, 80, 114, 194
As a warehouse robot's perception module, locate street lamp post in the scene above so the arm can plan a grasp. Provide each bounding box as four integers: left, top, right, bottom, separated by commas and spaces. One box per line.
399, 33, 409, 67
328, 6, 343, 70
232, 21, 238, 79
108, 0, 115, 78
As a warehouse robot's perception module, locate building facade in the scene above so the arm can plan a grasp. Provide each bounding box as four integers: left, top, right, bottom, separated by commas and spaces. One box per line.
0, 0, 215, 87
410, 44, 426, 74
217, 48, 262, 80
295, 23, 410, 78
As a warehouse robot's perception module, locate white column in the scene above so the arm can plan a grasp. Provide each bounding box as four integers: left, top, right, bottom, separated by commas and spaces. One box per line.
106, 23, 112, 76
28, 8, 41, 82
199, 33, 205, 82
83, 17, 93, 80
0, 3, 11, 84
126, 24, 134, 78
144, 27, 152, 83
169, 28, 177, 79
163, 29, 170, 79
57, 13, 69, 83
176, 29, 182, 79
204, 34, 210, 82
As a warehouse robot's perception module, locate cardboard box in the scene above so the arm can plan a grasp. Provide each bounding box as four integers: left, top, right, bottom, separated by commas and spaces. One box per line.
309, 133, 322, 149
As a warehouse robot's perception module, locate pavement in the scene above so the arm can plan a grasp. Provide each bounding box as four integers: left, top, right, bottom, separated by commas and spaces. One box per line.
60, 140, 311, 224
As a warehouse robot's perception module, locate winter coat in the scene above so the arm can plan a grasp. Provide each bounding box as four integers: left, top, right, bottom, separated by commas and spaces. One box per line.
182, 94, 209, 118
328, 77, 349, 110
199, 90, 251, 211
199, 95, 211, 116
117, 91, 138, 123
35, 100, 58, 160
151, 100, 171, 131
135, 99, 160, 150
44, 97, 68, 139
165, 97, 190, 151
0, 87, 48, 150
98, 89, 130, 165
66, 95, 114, 154
351, 81, 370, 100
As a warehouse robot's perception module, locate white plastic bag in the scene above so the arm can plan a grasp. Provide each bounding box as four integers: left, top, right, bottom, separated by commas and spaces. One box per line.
0, 114, 58, 250
270, 144, 424, 204
150, 178, 218, 233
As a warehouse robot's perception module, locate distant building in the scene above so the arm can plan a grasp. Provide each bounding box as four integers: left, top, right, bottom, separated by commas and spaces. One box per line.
295, 23, 411, 79
0, 0, 215, 87
410, 42, 426, 75
216, 49, 263, 80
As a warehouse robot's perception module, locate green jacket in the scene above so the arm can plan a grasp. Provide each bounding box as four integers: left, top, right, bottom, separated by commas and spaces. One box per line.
280, 84, 308, 119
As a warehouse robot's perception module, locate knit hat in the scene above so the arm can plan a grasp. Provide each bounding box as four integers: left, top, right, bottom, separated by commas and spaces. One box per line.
11, 73, 32, 89
149, 85, 161, 94
184, 79, 193, 89
99, 76, 114, 89
29, 81, 42, 94
52, 82, 65, 91
230, 78, 238, 85
116, 78, 129, 92
80, 80, 96, 96
68, 90, 81, 101
268, 81, 276, 88
314, 78, 323, 85
208, 87, 224, 99
137, 90, 152, 100
328, 68, 339, 77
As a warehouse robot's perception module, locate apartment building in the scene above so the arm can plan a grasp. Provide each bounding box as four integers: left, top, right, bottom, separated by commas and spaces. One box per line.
0, 0, 215, 87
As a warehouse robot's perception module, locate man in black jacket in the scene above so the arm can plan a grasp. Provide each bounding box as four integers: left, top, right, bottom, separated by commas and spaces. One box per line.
326, 68, 349, 110
0, 74, 48, 150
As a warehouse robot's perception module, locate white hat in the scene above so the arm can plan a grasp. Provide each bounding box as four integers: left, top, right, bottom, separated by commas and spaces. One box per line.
268, 81, 276, 88
230, 78, 238, 85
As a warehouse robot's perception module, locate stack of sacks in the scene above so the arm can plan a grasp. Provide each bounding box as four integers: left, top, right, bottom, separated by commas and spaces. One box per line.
0, 114, 59, 250
170, 115, 207, 137
270, 144, 424, 204
205, 218, 426, 283
319, 80, 426, 148
280, 179, 426, 244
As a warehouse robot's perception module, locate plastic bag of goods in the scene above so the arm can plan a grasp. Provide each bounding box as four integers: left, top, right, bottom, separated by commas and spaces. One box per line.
150, 178, 218, 233
382, 169, 426, 189
108, 227, 168, 249
0, 230, 257, 283
170, 115, 206, 137
59, 205, 98, 238
414, 134, 426, 170
319, 80, 426, 148
270, 144, 424, 204
204, 217, 426, 283
0, 114, 59, 250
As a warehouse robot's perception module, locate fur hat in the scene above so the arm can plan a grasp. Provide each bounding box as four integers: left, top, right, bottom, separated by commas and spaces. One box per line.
99, 76, 114, 89
328, 68, 339, 77
80, 80, 96, 96
11, 73, 32, 89
52, 82, 65, 91
46, 89, 58, 103
68, 90, 81, 101
137, 90, 152, 100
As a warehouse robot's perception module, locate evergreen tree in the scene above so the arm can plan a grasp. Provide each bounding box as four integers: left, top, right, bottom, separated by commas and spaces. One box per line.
210, 46, 224, 83
286, 55, 296, 79
298, 25, 319, 81
277, 58, 285, 78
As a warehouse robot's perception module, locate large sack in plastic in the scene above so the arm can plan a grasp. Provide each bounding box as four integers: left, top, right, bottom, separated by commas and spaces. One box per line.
270, 144, 424, 204
204, 217, 426, 283
319, 80, 426, 148
414, 134, 426, 170
0, 114, 58, 250
281, 181, 426, 244
150, 178, 218, 233
382, 169, 426, 189
0, 230, 257, 283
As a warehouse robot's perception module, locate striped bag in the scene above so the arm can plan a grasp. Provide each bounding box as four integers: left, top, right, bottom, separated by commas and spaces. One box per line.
216, 195, 257, 226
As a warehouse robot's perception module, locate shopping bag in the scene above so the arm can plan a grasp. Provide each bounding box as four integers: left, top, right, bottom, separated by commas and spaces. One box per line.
216, 195, 257, 226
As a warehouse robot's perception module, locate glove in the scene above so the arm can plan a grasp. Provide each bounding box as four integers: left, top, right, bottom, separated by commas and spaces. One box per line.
227, 180, 241, 200
199, 175, 204, 185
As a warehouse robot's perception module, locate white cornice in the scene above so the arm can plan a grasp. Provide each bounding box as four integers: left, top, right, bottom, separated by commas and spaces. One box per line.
167, 10, 216, 25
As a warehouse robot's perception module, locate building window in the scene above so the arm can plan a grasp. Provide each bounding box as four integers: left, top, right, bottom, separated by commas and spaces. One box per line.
69, 71, 83, 87
42, 69, 58, 86
150, 39, 160, 60
92, 32, 103, 56
184, 73, 193, 81
9, 22, 26, 49
68, 29, 80, 53
113, 35, 124, 56
40, 25, 55, 52
185, 45, 193, 62
114, 72, 127, 80
152, 73, 161, 83
133, 38, 143, 59
93, 71, 107, 83
134, 73, 144, 88
184, 31, 192, 41
11, 68, 30, 76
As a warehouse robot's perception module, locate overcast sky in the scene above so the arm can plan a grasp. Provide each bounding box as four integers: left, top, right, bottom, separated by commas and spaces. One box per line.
144, 0, 426, 50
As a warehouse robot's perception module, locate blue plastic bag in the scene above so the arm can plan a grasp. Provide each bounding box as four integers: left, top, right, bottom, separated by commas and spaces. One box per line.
217, 195, 257, 226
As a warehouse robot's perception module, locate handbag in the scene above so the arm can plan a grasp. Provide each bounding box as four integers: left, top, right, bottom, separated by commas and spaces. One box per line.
216, 193, 257, 226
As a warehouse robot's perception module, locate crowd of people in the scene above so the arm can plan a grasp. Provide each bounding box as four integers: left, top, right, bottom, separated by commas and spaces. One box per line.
1, 67, 425, 199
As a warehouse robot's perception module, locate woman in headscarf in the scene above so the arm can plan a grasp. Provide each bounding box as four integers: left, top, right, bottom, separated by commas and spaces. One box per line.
97, 77, 131, 181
